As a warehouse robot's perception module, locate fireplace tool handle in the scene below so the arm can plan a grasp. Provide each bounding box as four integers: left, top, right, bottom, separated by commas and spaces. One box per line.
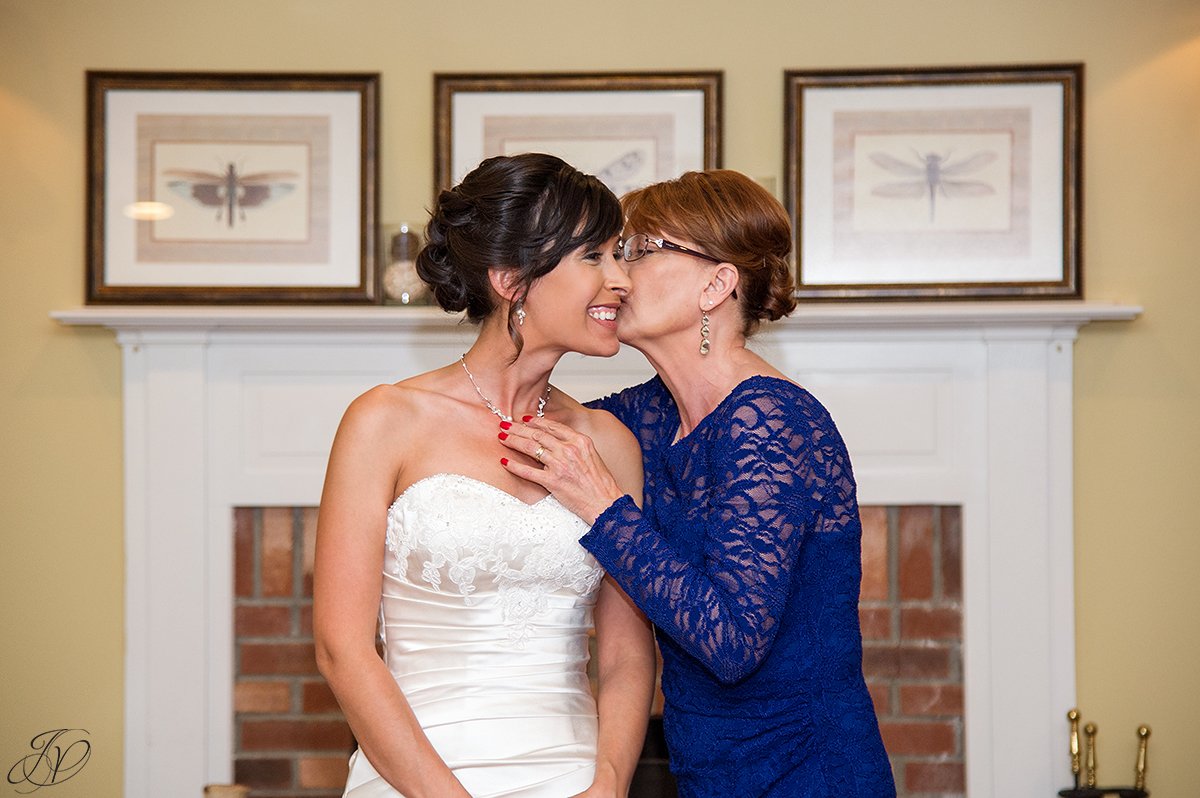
1069, 708, 1082, 788
1134, 725, 1150, 791
1058, 716, 1150, 798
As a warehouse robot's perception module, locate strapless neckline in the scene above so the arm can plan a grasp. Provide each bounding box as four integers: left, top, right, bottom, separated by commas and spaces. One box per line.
390, 472, 556, 512
382, 471, 596, 634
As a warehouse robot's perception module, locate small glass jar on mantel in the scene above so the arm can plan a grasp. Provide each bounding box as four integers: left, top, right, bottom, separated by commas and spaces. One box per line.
380, 223, 430, 306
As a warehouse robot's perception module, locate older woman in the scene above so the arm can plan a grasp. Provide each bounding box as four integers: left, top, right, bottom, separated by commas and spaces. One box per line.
500, 170, 896, 797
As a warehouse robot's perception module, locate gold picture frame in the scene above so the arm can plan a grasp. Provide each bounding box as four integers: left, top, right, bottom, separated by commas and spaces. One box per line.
785, 64, 1082, 300
86, 71, 380, 303
434, 71, 722, 197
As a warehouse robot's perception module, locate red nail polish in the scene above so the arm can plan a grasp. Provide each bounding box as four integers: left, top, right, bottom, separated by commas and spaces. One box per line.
498, 431, 508, 440
521, 415, 533, 423
500, 457, 509, 466
499, 420, 512, 430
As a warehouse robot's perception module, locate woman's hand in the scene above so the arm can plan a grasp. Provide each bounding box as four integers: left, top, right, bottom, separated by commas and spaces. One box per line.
498, 416, 626, 525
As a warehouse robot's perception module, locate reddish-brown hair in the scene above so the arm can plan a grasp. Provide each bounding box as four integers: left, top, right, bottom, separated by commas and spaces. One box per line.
621, 170, 796, 335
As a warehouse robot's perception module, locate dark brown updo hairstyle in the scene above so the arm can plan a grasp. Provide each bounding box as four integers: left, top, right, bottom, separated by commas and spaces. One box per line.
416, 153, 622, 353
621, 170, 796, 335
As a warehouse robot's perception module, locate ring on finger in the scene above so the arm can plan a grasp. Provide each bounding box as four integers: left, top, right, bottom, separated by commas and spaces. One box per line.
534, 445, 546, 463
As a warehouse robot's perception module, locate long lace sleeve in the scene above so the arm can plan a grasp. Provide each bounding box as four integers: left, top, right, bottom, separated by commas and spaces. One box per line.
581, 391, 826, 685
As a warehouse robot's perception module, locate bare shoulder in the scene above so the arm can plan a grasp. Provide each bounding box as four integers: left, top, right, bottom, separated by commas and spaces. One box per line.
587, 407, 640, 460
340, 382, 415, 433
552, 390, 638, 455
335, 377, 453, 458
551, 389, 642, 500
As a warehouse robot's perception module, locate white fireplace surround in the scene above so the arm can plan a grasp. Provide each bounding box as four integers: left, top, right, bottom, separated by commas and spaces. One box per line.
54, 301, 1139, 798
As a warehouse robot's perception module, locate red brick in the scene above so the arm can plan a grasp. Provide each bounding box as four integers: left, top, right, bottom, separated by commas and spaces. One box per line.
234, 757, 291, 788
235, 508, 256, 598
240, 719, 354, 752
262, 507, 295, 597
299, 756, 350, 788
900, 607, 961, 641
940, 506, 962, 600
862, 645, 950, 680
236, 605, 292, 638
241, 643, 319, 675
302, 680, 342, 713
867, 682, 891, 716
299, 603, 314, 636
906, 761, 965, 792
859, 606, 893, 640
302, 506, 319, 595
899, 684, 964, 717
235, 680, 291, 713
879, 721, 956, 756
860, 505, 889, 600
899, 507, 934, 600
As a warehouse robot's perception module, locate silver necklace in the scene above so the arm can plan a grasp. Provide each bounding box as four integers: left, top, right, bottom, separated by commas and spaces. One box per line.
459, 354, 550, 423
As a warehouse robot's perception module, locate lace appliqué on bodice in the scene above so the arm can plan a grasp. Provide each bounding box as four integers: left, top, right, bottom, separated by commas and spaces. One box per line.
384, 474, 604, 646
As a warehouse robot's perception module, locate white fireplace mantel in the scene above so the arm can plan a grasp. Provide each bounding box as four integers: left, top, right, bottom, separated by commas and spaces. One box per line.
52, 300, 1140, 333
54, 300, 1140, 798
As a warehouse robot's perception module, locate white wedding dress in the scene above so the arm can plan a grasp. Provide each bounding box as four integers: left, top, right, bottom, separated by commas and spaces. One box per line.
342, 473, 606, 798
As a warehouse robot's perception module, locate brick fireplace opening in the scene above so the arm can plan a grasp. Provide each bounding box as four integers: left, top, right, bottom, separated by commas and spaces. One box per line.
863, 505, 965, 797
233, 507, 349, 795
231, 503, 963, 798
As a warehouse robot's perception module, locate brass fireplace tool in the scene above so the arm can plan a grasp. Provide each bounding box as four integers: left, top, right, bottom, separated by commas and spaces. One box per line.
1058, 708, 1151, 797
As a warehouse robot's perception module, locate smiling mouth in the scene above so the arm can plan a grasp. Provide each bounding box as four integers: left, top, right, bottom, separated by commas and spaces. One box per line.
587, 306, 618, 322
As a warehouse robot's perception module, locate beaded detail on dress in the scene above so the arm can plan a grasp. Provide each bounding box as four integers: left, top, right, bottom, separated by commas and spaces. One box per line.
385, 473, 604, 646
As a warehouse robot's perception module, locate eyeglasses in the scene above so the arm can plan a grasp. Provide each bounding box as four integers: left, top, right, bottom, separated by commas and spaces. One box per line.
617, 233, 737, 299
618, 233, 723, 265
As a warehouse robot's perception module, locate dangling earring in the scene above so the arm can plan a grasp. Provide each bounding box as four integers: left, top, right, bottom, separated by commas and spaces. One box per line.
514, 300, 526, 326
699, 310, 711, 355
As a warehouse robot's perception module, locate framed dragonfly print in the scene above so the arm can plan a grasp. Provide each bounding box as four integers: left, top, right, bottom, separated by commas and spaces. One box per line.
785, 64, 1082, 300
434, 72, 722, 196
86, 71, 379, 303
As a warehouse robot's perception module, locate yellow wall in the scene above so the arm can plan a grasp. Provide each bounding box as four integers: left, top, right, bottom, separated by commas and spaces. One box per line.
2, 1, 1198, 795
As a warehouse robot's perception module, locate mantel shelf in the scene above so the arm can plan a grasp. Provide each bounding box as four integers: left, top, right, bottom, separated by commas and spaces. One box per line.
52, 299, 1141, 334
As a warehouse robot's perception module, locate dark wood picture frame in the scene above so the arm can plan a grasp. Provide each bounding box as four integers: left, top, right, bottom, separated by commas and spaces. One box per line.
86, 71, 379, 304
785, 64, 1082, 300
434, 71, 722, 196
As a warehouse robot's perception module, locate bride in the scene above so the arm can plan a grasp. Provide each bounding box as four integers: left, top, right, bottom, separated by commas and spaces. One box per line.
313, 153, 654, 798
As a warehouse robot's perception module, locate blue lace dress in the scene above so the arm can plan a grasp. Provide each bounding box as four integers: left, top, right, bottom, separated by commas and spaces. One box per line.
583, 375, 895, 798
